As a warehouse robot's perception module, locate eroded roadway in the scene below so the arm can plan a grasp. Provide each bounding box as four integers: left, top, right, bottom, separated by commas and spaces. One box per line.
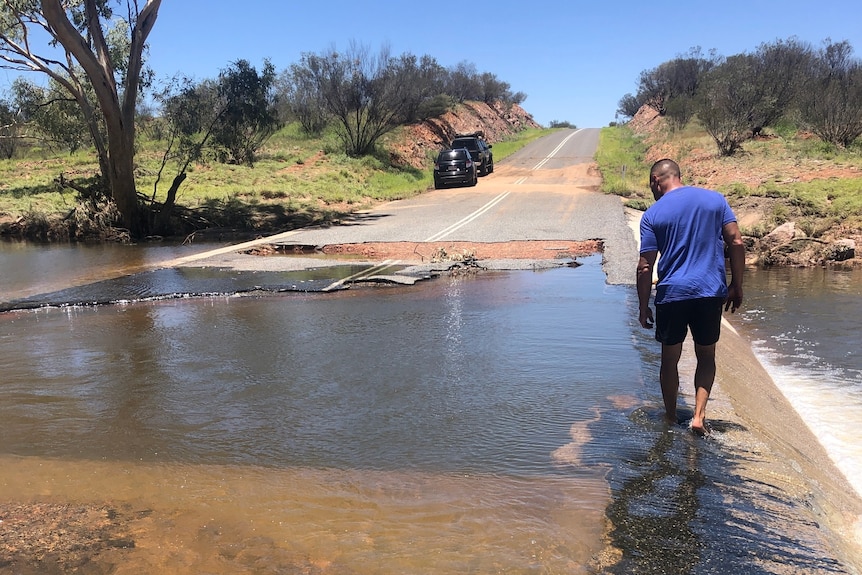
172, 128, 639, 286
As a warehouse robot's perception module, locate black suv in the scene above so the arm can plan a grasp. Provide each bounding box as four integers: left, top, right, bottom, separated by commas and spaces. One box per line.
433, 148, 477, 189
449, 133, 493, 176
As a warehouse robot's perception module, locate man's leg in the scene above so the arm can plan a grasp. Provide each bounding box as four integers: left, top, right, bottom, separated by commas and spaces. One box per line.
659, 342, 683, 424
691, 342, 717, 434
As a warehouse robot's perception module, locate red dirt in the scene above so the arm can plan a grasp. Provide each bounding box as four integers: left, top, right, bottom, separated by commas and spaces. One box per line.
317, 240, 602, 262
385, 102, 541, 170
629, 107, 862, 189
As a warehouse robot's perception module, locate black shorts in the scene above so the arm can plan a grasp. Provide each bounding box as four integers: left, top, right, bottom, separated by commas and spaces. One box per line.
655, 297, 724, 346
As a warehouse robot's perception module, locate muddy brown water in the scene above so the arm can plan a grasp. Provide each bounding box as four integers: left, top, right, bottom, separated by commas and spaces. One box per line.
0, 242, 858, 574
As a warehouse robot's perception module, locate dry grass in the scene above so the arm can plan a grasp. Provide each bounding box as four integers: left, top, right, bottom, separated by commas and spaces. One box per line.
611, 108, 862, 243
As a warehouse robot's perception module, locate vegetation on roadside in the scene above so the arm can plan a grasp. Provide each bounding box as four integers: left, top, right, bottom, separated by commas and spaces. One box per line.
595, 113, 862, 266
0, 115, 547, 241
595, 127, 651, 208
0, 2, 530, 240
598, 120, 862, 222
617, 39, 862, 156
605, 33, 862, 256
486, 127, 553, 158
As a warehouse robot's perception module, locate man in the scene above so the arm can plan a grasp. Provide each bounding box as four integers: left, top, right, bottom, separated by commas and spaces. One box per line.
637, 159, 745, 435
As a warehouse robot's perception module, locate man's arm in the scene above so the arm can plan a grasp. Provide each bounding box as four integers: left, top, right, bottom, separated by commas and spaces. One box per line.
637, 251, 658, 328
722, 221, 745, 312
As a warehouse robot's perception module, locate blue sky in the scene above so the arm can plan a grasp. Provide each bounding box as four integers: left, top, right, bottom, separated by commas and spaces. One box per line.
15, 1, 862, 129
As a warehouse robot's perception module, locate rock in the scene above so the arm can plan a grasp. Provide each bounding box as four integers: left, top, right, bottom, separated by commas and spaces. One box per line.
754, 223, 827, 267
761, 222, 800, 249
823, 238, 856, 262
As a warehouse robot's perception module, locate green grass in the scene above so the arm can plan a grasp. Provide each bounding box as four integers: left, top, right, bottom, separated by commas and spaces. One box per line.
594, 120, 862, 234
0, 122, 553, 230
595, 125, 651, 208
0, 151, 100, 216
707, 128, 862, 229
491, 127, 553, 159
769, 178, 862, 228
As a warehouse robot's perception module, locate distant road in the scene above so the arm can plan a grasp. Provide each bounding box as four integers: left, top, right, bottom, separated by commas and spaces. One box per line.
168, 128, 638, 284
502, 127, 600, 171
272, 128, 637, 284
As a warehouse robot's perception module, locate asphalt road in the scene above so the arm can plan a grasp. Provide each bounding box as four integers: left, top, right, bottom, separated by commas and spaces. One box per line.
271, 128, 638, 285
169, 128, 639, 285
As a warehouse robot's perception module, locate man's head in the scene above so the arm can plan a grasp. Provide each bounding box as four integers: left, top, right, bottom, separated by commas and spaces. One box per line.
649, 159, 682, 200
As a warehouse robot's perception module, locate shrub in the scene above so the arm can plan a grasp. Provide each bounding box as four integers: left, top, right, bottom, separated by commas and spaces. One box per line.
770, 203, 788, 226
625, 199, 651, 211
716, 183, 747, 198
418, 95, 455, 120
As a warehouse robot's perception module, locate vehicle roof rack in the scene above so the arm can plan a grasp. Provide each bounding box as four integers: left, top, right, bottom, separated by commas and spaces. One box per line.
454, 130, 485, 139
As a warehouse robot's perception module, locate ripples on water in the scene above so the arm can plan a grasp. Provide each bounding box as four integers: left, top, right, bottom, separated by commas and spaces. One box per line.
0, 245, 858, 573
737, 266, 862, 502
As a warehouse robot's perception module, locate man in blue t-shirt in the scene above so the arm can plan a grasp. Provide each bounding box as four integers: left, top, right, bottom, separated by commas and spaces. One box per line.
637, 158, 745, 435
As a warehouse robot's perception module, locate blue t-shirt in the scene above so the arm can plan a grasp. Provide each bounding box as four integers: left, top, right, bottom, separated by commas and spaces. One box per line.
639, 186, 737, 305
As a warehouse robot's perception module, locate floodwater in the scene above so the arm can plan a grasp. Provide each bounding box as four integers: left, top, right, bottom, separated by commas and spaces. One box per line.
0, 242, 858, 574
735, 266, 862, 501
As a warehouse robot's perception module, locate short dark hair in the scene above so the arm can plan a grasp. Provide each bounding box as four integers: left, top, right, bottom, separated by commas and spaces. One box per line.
650, 158, 681, 180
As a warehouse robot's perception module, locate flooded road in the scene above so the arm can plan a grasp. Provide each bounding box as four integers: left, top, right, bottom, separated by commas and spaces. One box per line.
1, 243, 857, 573
1, 129, 857, 572
1, 253, 630, 573
1, 261, 635, 473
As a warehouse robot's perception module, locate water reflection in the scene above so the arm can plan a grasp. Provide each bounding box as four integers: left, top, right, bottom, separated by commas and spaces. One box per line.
0, 239, 221, 300
0, 245, 858, 573
2, 257, 632, 573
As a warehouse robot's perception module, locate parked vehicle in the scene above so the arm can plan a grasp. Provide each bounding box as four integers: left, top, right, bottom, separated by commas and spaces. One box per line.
433, 148, 477, 189
449, 133, 494, 176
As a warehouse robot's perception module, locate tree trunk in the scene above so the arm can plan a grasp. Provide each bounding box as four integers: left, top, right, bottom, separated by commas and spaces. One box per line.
154, 173, 186, 235
106, 135, 140, 236
40, 0, 161, 238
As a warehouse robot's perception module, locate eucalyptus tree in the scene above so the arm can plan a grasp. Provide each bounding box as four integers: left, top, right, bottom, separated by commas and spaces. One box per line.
149, 76, 219, 234
11, 76, 94, 152
150, 60, 281, 234
446, 61, 482, 103
745, 37, 813, 136
0, 0, 161, 236
695, 55, 760, 156
635, 48, 716, 118
478, 72, 526, 107
298, 42, 416, 157
0, 93, 21, 158
799, 40, 862, 148
279, 64, 329, 136
397, 53, 446, 123
210, 59, 281, 166
616, 93, 643, 120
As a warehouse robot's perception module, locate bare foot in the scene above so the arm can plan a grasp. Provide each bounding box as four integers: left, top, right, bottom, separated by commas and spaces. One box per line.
689, 419, 710, 437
